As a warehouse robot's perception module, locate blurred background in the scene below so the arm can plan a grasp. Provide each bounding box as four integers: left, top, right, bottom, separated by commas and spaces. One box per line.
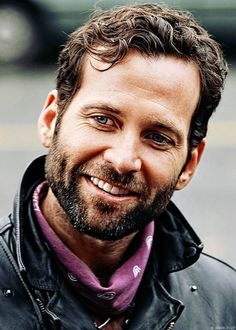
0, 0, 235, 267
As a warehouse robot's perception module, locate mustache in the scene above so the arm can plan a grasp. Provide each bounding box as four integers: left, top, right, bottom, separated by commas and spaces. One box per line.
73, 162, 148, 194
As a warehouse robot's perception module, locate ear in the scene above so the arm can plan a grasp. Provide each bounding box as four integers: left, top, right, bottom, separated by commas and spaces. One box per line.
175, 140, 205, 190
38, 90, 58, 148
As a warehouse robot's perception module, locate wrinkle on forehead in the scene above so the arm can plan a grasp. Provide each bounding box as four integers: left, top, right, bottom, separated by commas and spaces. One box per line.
83, 51, 200, 109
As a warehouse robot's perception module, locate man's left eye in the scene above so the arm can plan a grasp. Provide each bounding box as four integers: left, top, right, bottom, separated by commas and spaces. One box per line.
148, 132, 173, 146
94, 115, 113, 125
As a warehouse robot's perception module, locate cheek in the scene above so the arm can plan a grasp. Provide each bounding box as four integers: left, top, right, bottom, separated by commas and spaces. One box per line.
144, 151, 186, 190
58, 127, 103, 165
60, 122, 91, 147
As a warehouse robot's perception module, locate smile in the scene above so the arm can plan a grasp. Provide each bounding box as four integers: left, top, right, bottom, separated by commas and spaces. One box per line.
90, 176, 131, 196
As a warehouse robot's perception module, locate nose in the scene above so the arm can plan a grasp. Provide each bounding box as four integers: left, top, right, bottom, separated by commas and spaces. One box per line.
103, 133, 142, 174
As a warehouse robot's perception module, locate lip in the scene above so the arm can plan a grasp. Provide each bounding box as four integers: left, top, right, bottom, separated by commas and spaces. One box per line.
83, 176, 138, 203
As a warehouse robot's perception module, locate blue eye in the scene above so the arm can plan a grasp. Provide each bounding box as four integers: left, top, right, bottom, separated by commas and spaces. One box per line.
148, 132, 173, 147
152, 133, 168, 143
95, 115, 109, 124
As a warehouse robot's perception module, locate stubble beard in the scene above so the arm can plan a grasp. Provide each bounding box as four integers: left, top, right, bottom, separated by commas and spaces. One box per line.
45, 143, 178, 241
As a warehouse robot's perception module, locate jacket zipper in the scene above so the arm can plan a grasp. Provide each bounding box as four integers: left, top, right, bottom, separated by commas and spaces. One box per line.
36, 297, 47, 315
166, 321, 175, 330
35, 296, 61, 329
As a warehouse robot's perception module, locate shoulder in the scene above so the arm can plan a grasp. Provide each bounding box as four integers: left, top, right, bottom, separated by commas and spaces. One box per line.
170, 252, 236, 306
0, 215, 12, 234
0, 214, 16, 259
192, 252, 236, 286
0, 214, 14, 243
200, 252, 235, 272
192, 252, 236, 304
177, 252, 236, 292
166, 253, 236, 326
166, 251, 236, 304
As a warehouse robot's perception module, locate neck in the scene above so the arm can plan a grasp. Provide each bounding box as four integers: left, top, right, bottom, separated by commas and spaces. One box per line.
41, 189, 137, 284
71, 232, 137, 284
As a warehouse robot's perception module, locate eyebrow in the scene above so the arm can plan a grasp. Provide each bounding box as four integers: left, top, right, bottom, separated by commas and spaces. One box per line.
81, 102, 121, 115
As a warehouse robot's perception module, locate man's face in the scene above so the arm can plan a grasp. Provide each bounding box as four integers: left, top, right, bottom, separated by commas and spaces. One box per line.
42, 52, 201, 240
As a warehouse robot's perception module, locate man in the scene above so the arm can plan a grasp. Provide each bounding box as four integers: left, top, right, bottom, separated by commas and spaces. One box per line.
0, 3, 235, 330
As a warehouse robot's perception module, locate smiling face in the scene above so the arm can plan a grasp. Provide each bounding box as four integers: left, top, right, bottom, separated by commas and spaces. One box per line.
39, 51, 204, 240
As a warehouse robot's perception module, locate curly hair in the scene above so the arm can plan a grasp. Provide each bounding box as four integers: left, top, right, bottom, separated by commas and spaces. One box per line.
56, 3, 227, 148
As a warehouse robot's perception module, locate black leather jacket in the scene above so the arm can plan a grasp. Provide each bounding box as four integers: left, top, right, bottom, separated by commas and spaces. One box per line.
0, 156, 235, 330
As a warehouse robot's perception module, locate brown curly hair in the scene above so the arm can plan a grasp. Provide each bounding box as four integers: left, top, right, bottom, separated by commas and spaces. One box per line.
56, 3, 227, 148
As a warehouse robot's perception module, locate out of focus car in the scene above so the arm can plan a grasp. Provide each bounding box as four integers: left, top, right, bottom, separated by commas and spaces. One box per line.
0, 0, 235, 65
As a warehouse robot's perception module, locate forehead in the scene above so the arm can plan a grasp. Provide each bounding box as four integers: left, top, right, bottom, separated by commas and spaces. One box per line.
82, 51, 199, 102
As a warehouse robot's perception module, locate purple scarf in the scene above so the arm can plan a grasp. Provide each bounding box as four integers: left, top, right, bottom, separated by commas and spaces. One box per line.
33, 182, 154, 315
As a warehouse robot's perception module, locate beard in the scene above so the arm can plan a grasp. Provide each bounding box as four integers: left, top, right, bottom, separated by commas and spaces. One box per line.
45, 140, 178, 241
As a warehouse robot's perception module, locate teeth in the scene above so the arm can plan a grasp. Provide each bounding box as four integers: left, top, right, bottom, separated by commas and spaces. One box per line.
103, 182, 113, 193
93, 177, 99, 185
110, 186, 120, 195
98, 180, 105, 189
90, 177, 130, 196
